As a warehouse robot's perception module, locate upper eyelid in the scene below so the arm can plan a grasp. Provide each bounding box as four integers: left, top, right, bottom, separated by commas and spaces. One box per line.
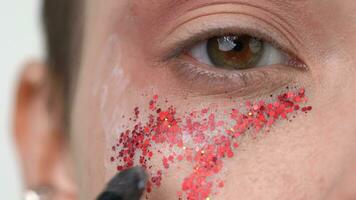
163, 26, 291, 61
159, 13, 299, 62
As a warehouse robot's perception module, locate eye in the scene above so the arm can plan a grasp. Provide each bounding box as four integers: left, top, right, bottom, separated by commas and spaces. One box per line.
189, 34, 288, 70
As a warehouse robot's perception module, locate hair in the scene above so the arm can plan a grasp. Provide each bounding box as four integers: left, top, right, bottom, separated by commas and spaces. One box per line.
42, 0, 84, 128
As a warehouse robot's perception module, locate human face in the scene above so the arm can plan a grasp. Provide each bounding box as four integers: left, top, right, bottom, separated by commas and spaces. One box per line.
70, 0, 356, 199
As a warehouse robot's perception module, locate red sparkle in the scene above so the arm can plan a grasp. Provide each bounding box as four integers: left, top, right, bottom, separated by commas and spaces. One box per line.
110, 88, 312, 199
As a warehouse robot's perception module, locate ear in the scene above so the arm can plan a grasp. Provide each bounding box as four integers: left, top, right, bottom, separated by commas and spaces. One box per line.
14, 62, 76, 199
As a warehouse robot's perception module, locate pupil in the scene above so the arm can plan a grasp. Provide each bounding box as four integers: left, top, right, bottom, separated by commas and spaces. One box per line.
232, 39, 244, 52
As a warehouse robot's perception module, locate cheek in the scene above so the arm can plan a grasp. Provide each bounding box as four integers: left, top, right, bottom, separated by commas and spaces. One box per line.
108, 87, 312, 200
73, 34, 137, 182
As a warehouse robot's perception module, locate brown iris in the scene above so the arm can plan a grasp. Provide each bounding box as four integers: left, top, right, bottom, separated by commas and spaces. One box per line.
207, 35, 264, 70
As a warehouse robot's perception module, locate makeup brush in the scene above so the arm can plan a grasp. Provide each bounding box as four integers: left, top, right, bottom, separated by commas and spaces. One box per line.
97, 167, 147, 200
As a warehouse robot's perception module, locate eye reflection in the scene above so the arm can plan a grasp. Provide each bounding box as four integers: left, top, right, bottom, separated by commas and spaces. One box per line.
190, 34, 289, 70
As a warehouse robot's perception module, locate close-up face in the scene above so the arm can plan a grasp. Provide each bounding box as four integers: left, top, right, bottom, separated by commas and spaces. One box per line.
15, 0, 356, 200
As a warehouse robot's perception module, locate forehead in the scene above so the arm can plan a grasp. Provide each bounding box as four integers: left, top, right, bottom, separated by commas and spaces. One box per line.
94, 0, 309, 36
128, 0, 304, 9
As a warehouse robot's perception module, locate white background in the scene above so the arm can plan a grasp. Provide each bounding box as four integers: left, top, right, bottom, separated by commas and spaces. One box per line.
0, 0, 43, 199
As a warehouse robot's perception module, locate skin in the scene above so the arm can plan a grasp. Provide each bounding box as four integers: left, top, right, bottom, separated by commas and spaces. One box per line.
15, 0, 356, 199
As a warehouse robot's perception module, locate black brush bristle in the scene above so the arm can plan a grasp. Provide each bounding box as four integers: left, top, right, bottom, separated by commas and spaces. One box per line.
97, 167, 147, 200
97, 192, 123, 200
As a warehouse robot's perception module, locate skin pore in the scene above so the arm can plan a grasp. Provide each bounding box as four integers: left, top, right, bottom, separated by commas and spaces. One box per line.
15, 0, 356, 200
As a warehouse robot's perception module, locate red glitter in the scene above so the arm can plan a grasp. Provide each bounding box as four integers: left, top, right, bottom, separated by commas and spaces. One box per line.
111, 89, 311, 200
218, 181, 224, 188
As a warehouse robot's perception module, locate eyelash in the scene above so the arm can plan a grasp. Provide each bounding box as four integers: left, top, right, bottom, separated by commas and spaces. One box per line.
164, 27, 307, 97
164, 26, 292, 60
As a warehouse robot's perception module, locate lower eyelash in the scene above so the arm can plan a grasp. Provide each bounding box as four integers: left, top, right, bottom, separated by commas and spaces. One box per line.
174, 61, 248, 85
169, 55, 307, 98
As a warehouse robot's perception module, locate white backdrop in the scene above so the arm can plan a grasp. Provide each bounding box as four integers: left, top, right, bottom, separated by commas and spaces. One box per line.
0, 0, 43, 199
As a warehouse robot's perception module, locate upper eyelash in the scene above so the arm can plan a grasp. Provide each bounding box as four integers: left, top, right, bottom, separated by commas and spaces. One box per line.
162, 26, 297, 63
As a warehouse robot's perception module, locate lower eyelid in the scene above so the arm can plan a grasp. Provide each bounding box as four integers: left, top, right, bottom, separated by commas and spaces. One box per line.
169, 55, 306, 98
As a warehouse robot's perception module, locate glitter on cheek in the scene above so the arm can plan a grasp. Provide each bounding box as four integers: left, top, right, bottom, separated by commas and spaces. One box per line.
110, 87, 312, 200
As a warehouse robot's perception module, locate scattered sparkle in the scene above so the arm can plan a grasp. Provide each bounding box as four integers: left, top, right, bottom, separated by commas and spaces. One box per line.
110, 88, 312, 200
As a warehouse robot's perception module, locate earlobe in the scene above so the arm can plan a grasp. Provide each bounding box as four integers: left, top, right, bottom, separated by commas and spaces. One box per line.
14, 61, 77, 200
